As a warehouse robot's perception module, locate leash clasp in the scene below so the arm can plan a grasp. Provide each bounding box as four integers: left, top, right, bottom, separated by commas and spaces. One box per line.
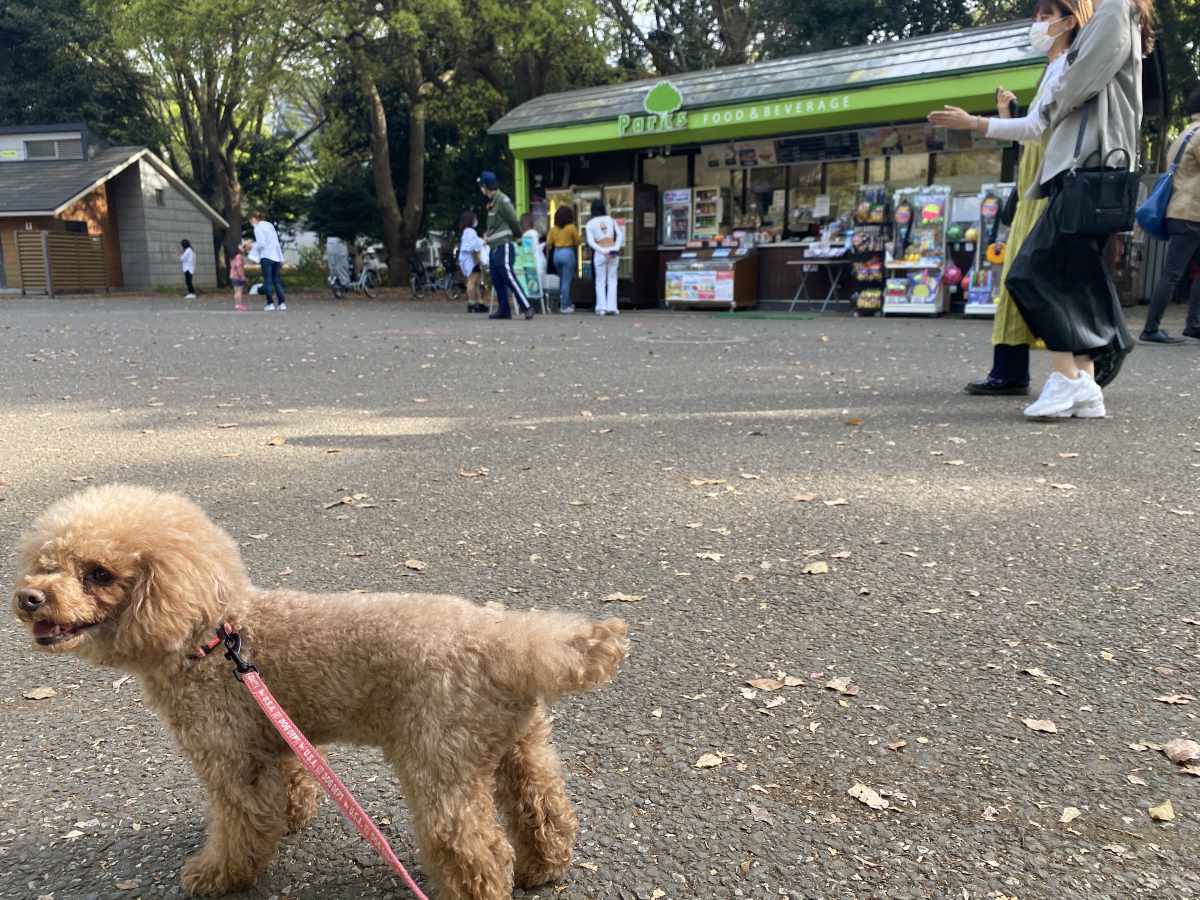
216, 624, 257, 682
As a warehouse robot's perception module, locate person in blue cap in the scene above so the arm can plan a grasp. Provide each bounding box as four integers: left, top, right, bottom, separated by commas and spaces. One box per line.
478, 170, 534, 320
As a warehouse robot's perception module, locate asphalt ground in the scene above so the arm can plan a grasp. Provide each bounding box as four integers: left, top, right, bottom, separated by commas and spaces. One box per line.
0, 294, 1197, 900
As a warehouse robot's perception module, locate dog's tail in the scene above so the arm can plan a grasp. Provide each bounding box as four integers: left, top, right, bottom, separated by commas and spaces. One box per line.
489, 612, 628, 703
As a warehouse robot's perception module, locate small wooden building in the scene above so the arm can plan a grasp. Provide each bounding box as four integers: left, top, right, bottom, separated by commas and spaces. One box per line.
0, 124, 228, 294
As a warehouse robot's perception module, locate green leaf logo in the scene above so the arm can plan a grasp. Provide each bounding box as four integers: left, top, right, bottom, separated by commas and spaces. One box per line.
644, 81, 683, 115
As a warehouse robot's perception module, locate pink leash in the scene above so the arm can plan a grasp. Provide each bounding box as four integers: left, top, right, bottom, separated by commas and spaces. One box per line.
215, 626, 430, 900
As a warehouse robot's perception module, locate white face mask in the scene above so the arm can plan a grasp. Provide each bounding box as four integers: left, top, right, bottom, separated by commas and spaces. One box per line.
1029, 17, 1067, 54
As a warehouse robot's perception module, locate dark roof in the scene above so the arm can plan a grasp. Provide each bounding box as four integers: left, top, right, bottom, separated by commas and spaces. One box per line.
0, 122, 87, 136
491, 20, 1039, 135
0, 145, 227, 226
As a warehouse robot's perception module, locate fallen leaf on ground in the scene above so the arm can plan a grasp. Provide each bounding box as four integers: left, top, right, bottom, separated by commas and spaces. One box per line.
748, 804, 774, 824
747, 677, 784, 692
1156, 694, 1196, 705
404, 559, 427, 572
887, 740, 908, 751
1060, 806, 1082, 824
115, 880, 141, 891
696, 551, 724, 561
248, 533, 268, 541
266, 435, 286, 446
783, 676, 804, 687
215, 423, 238, 429
740, 473, 761, 480
1170, 509, 1195, 517
847, 783, 889, 810
603, 592, 643, 603
1022, 718, 1058, 734
793, 493, 817, 502
1164, 739, 1200, 764
324, 496, 353, 509
690, 478, 726, 486
1049, 483, 1076, 491
944, 459, 965, 466
762, 695, 785, 709
846, 417, 864, 426
802, 561, 830, 575
1057, 452, 1079, 459
24, 686, 57, 700
832, 551, 851, 559
694, 753, 723, 769
457, 467, 489, 478
112, 674, 133, 691
1127, 774, 1148, 786
1148, 800, 1175, 822
982, 806, 1000, 821
825, 676, 859, 697
823, 498, 849, 507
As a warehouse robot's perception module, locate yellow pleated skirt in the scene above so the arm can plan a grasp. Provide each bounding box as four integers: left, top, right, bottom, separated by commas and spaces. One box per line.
992, 139, 1048, 348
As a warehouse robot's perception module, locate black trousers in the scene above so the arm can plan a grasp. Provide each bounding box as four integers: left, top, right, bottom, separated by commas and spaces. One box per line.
184, 271, 195, 294
1143, 218, 1200, 334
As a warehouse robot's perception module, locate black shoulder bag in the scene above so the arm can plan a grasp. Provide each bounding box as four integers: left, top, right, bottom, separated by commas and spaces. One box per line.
1000, 99, 1020, 227
1054, 103, 1140, 236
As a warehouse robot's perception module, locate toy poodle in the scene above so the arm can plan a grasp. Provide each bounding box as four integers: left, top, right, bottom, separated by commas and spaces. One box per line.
10, 484, 628, 899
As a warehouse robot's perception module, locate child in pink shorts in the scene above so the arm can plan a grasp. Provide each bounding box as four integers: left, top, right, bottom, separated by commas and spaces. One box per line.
230, 243, 248, 311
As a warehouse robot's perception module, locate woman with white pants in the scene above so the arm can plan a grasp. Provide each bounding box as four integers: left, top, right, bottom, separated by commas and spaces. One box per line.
585, 199, 624, 315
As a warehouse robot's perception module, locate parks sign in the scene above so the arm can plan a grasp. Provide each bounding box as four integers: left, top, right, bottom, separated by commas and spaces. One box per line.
618, 81, 688, 137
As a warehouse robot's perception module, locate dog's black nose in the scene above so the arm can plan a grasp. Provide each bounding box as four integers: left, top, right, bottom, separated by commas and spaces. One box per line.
16, 588, 45, 613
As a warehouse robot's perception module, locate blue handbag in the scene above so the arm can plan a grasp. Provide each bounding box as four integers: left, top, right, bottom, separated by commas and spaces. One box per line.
1136, 126, 1199, 240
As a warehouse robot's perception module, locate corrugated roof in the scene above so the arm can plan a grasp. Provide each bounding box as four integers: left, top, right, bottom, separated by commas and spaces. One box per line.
0, 146, 227, 226
491, 20, 1039, 135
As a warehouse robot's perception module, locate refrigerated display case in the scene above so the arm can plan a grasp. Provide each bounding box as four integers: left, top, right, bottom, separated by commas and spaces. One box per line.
604, 184, 635, 280
692, 185, 729, 240
570, 183, 659, 309
661, 189, 692, 246
665, 246, 759, 311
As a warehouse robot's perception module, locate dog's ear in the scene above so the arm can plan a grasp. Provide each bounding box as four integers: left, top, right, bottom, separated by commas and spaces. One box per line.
119, 536, 247, 659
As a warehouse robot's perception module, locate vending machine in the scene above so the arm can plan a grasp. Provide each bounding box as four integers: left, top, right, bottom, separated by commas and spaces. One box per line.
692, 185, 729, 240
661, 189, 692, 246
963, 183, 1016, 318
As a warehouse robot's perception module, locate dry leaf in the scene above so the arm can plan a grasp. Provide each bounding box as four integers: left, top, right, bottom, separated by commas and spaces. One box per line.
115, 880, 141, 891
1164, 739, 1200, 764
846, 417, 864, 426
23, 686, 57, 701
690, 478, 726, 486
783, 675, 804, 687
793, 493, 817, 502
825, 676, 859, 697
831, 550, 851, 559
740, 473, 761, 480
887, 740, 908, 751
1022, 718, 1058, 734
1155, 694, 1196, 706
696, 552, 724, 561
823, 498, 849, 507
847, 783, 888, 810
457, 467, 489, 478
762, 695, 785, 709
248, 533, 268, 541
650, 708, 662, 718
748, 804, 775, 824
982, 806, 1000, 821
1049, 483, 1076, 491
1170, 509, 1195, 517
1060, 806, 1082, 824
746, 678, 784, 692
1057, 452, 1079, 459
324, 496, 353, 509
603, 592, 643, 604
266, 435, 286, 446
802, 561, 830, 575
216, 422, 239, 429
404, 559, 427, 572
694, 753, 723, 769
1148, 800, 1175, 822
112, 673, 133, 691
944, 459, 965, 466
1127, 774, 1148, 786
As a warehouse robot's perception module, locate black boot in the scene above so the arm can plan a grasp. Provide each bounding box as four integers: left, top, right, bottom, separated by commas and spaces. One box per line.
965, 344, 1030, 395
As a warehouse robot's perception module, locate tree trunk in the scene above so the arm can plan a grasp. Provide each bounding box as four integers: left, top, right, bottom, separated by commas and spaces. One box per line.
353, 54, 407, 286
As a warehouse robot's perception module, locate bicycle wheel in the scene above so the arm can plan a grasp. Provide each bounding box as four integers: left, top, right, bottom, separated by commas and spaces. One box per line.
443, 275, 463, 303
361, 271, 377, 299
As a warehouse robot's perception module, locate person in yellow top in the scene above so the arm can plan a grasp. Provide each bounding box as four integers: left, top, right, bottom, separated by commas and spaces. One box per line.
547, 205, 581, 314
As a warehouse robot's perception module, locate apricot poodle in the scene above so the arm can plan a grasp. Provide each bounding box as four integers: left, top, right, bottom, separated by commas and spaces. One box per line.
11, 484, 628, 899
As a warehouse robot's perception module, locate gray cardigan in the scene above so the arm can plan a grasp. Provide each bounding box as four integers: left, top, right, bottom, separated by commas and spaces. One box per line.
1033, 0, 1143, 196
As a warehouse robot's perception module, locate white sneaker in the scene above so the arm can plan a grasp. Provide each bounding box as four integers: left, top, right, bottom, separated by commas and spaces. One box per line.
277, 302, 287, 311
264, 302, 276, 311
185, 293, 196, 299
1024, 371, 1102, 419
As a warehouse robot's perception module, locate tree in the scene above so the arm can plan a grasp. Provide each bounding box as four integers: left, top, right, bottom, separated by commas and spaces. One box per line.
756, 0, 971, 58
0, 0, 162, 145
602, 0, 756, 73
307, 167, 382, 241
97, 0, 319, 281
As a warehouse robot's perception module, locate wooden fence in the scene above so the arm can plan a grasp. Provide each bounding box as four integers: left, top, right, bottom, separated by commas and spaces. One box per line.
15, 231, 108, 296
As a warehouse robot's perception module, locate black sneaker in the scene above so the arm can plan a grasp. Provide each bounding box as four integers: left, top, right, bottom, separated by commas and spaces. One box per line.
1182, 326, 1200, 340
965, 378, 1030, 396
488, 312, 511, 320
523, 307, 535, 320
1139, 329, 1186, 344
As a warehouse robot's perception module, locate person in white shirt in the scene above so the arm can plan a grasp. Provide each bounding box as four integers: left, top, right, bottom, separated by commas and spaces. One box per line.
458, 210, 487, 313
249, 211, 287, 311
585, 200, 625, 316
179, 239, 196, 298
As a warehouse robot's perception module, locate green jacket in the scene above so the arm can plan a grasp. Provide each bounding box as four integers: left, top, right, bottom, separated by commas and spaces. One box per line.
484, 190, 521, 248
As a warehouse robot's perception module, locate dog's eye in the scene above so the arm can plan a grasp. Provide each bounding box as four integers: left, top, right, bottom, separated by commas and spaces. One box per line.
86, 566, 114, 586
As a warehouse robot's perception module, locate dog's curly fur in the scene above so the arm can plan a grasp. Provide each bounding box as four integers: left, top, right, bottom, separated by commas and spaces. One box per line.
11, 485, 628, 899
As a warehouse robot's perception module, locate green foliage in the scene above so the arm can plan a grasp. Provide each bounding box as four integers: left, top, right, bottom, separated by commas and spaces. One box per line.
307, 168, 383, 242
237, 132, 317, 228
0, 0, 164, 145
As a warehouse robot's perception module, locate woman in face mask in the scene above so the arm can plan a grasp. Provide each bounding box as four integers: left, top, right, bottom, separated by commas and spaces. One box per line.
929, 0, 1094, 398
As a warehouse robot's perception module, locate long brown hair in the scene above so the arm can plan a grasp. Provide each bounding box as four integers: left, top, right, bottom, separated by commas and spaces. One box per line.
1129, 0, 1156, 54
1034, 0, 1094, 44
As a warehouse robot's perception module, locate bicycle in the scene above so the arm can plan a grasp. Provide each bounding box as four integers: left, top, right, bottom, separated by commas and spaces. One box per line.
409, 253, 464, 302
329, 266, 378, 300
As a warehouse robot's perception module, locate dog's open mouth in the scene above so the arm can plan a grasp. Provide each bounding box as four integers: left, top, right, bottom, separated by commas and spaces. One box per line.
32, 619, 101, 646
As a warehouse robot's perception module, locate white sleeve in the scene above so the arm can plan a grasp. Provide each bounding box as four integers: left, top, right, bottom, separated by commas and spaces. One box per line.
612, 221, 626, 252
585, 221, 602, 253
986, 113, 1047, 143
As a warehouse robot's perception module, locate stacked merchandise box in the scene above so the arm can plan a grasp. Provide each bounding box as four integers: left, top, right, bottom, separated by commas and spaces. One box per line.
883, 186, 952, 316
850, 184, 890, 316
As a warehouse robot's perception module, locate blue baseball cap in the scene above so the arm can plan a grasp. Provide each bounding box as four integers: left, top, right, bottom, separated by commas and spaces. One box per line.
478, 170, 499, 189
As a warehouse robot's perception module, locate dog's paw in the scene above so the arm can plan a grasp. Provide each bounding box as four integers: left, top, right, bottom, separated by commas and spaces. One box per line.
181, 851, 253, 897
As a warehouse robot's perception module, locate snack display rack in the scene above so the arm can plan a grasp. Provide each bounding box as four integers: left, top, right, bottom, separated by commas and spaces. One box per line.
884, 186, 952, 316
963, 183, 1016, 318
850, 184, 890, 316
